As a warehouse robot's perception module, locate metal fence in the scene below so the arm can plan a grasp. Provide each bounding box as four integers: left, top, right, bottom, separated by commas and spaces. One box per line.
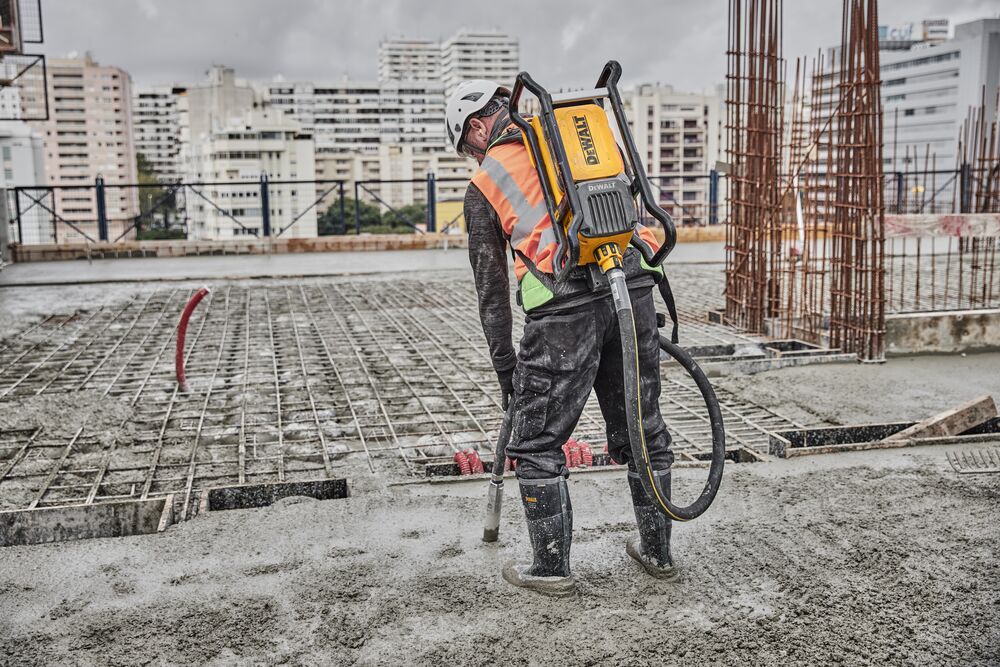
5, 170, 729, 246
7, 176, 348, 245
883, 165, 1000, 314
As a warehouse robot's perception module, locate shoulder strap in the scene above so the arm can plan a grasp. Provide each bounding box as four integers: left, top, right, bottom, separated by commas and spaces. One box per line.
657, 276, 680, 344
486, 124, 523, 153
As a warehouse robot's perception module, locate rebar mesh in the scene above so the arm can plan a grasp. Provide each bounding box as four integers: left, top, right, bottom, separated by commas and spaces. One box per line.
0, 272, 799, 517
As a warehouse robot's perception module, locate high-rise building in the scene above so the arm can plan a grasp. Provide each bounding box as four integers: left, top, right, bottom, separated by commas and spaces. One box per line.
881, 18, 999, 170
28, 55, 138, 242
176, 66, 260, 168
266, 81, 381, 155
922, 18, 950, 43
133, 84, 182, 182
265, 78, 461, 211
313, 144, 472, 215
184, 109, 317, 240
441, 30, 519, 95
627, 84, 725, 225
0, 121, 47, 243
379, 38, 441, 81
878, 18, 950, 51
265, 80, 446, 155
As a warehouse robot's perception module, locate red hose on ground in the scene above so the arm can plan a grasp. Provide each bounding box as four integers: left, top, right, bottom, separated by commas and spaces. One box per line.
465, 449, 484, 474
175, 287, 211, 392
563, 439, 584, 468
454, 450, 471, 475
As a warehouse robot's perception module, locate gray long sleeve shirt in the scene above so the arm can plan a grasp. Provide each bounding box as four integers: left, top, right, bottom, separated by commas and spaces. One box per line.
465, 182, 517, 374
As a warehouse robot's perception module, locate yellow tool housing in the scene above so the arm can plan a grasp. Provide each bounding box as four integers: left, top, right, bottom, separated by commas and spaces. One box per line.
523, 103, 635, 267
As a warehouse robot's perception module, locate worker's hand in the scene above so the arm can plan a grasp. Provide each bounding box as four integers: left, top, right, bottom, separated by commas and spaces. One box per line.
497, 367, 515, 411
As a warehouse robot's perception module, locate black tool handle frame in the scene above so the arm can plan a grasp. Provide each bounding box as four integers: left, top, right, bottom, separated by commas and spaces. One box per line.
509, 71, 579, 280
508, 60, 677, 281
598, 61, 677, 264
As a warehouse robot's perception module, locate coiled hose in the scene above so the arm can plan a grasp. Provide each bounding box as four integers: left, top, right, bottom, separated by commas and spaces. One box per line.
608, 268, 726, 522
483, 270, 727, 541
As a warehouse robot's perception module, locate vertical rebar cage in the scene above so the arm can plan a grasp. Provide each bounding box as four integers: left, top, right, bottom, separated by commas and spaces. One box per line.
725, 0, 785, 334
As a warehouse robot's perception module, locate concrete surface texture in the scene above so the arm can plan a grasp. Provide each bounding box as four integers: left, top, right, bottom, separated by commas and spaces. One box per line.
0, 440, 997, 665
714, 352, 1000, 427
886, 309, 1000, 355
0, 243, 728, 286
0, 255, 998, 664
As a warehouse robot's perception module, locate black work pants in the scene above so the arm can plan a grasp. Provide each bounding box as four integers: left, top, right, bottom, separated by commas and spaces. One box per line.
507, 287, 674, 479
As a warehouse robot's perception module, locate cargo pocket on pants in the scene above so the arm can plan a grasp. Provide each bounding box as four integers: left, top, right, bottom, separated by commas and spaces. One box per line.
514, 368, 552, 440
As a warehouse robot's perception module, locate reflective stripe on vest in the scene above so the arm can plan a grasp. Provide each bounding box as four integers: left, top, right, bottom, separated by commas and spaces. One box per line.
479, 155, 548, 249
471, 141, 663, 283
471, 142, 555, 281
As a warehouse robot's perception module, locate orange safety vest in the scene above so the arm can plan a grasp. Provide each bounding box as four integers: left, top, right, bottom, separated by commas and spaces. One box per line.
471, 137, 662, 284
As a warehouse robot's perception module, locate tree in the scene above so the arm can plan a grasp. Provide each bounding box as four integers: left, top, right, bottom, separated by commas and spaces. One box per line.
383, 203, 426, 233
318, 198, 426, 235
135, 154, 184, 239
318, 197, 381, 235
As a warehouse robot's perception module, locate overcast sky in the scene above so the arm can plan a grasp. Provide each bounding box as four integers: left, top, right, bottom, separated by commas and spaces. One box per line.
39, 0, 999, 91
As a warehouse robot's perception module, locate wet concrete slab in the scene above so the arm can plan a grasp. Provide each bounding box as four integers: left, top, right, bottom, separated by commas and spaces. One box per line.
0, 243, 727, 286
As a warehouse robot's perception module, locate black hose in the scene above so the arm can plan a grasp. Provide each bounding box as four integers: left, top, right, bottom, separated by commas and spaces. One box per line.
608, 268, 725, 522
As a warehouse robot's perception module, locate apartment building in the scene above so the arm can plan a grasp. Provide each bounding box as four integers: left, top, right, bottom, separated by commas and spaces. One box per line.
184, 109, 317, 240
265, 78, 465, 212
628, 84, 724, 225
378, 38, 441, 81
441, 30, 519, 95
265, 80, 446, 155
0, 121, 47, 243
28, 55, 138, 242
881, 18, 1000, 170
133, 84, 182, 182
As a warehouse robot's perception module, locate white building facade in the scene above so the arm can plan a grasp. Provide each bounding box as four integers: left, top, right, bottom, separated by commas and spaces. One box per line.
265, 79, 466, 213
133, 84, 182, 182
378, 39, 441, 82
184, 110, 317, 240
441, 30, 519, 95
627, 84, 725, 225
881, 18, 1000, 171
0, 121, 48, 243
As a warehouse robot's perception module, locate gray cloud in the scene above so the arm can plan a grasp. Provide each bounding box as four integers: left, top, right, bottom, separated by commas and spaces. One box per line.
38, 0, 999, 90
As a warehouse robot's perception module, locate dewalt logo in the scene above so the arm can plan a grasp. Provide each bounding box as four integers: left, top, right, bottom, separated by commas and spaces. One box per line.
573, 115, 600, 165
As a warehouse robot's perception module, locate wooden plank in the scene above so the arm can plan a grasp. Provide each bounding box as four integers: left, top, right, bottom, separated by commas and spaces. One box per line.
884, 395, 997, 443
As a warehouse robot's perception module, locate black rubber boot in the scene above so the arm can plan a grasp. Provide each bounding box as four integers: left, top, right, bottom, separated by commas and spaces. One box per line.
626, 469, 680, 581
501, 477, 576, 597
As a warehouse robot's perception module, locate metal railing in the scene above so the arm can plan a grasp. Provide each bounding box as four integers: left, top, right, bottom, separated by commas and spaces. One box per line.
5, 170, 730, 246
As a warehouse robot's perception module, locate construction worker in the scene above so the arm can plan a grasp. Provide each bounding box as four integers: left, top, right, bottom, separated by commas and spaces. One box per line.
447, 81, 678, 597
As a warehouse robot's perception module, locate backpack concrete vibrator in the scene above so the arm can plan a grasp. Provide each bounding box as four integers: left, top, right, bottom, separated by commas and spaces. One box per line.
483, 61, 726, 542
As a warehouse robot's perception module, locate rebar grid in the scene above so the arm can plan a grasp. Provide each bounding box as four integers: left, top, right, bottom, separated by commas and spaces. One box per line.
0, 272, 795, 514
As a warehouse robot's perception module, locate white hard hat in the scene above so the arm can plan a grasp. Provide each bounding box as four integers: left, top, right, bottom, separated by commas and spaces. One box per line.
446, 80, 511, 155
